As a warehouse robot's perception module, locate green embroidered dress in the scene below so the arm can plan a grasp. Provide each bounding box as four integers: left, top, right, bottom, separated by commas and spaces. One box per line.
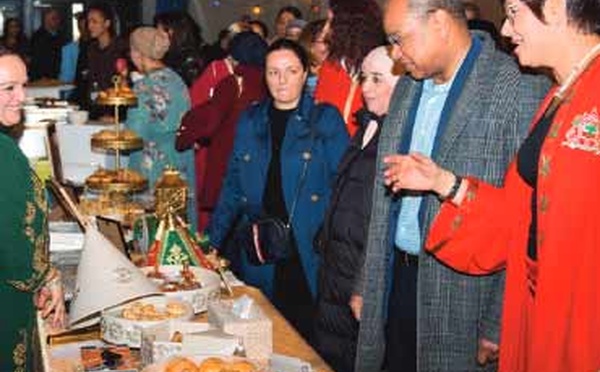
0, 128, 50, 372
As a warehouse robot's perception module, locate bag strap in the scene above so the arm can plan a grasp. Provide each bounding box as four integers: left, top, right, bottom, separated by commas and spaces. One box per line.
286, 104, 323, 227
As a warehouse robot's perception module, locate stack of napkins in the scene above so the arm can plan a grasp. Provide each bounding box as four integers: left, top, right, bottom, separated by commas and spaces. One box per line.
182, 329, 240, 356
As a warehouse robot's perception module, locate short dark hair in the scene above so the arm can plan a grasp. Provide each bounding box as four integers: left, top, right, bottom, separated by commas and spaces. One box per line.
3, 17, 23, 36
43, 8, 60, 18
277, 6, 303, 20
87, 1, 116, 36
230, 31, 268, 66
266, 38, 309, 71
510, 0, 600, 34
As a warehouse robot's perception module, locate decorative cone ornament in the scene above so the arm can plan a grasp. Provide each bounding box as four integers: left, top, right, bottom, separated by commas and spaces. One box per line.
146, 213, 213, 269
146, 168, 212, 269
155, 167, 188, 219
144, 168, 233, 294
69, 227, 161, 327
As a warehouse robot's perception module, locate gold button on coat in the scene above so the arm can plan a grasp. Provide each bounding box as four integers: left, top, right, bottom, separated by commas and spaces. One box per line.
311, 194, 319, 202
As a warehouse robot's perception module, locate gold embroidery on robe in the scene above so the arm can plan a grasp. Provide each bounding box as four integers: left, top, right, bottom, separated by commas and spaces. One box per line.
12, 329, 27, 372
9, 172, 50, 292
24, 202, 35, 225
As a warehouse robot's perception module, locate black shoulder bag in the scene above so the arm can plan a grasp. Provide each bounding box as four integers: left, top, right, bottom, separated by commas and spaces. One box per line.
236, 105, 322, 266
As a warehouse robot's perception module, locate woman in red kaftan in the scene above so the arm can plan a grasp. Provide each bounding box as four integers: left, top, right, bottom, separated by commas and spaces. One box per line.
380, 0, 600, 371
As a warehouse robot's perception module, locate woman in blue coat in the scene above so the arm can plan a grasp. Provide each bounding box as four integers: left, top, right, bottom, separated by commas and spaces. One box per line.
208, 39, 348, 341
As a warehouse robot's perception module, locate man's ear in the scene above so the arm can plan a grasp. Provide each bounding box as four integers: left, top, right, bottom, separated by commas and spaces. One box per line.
428, 8, 452, 41
543, 0, 567, 26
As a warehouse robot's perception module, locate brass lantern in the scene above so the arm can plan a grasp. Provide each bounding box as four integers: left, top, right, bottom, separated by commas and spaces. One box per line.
154, 167, 188, 219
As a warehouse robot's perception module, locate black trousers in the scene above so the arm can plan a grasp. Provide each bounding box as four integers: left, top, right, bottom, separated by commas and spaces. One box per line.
273, 250, 315, 344
385, 250, 418, 372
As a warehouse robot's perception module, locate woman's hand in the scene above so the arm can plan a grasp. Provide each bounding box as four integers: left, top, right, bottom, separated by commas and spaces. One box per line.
382, 153, 454, 196
35, 270, 67, 329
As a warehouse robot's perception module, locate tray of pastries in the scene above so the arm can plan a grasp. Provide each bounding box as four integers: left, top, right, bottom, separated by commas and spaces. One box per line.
144, 356, 261, 372
141, 265, 221, 314
101, 296, 193, 348
85, 168, 147, 193
97, 85, 137, 106
79, 196, 145, 227
91, 129, 144, 151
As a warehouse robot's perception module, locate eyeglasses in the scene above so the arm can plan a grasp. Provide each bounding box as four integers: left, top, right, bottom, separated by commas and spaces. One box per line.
386, 33, 403, 47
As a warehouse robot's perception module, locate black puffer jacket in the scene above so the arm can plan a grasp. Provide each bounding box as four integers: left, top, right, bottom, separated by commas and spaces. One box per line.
314, 112, 382, 372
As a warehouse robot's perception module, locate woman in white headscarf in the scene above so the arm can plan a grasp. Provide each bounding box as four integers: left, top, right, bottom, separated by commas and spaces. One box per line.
313, 46, 401, 372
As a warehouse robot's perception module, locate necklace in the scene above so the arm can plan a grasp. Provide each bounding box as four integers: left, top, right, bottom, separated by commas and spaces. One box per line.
555, 42, 600, 99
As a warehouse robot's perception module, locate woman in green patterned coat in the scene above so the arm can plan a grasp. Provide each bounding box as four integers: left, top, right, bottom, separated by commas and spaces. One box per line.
0, 48, 66, 372
126, 27, 197, 230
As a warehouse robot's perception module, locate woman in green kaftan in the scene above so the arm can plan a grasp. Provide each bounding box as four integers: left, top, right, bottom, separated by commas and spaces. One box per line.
0, 49, 66, 372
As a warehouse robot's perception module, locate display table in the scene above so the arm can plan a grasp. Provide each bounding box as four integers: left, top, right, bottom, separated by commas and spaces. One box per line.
42, 286, 333, 372
225, 287, 332, 372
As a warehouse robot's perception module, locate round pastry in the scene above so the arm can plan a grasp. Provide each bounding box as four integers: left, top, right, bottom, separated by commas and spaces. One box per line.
166, 302, 187, 317
197, 357, 225, 372
165, 357, 199, 372
170, 331, 184, 343
229, 360, 256, 372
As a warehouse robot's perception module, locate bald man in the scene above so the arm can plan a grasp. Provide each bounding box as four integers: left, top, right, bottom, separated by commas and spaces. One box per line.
354, 0, 550, 371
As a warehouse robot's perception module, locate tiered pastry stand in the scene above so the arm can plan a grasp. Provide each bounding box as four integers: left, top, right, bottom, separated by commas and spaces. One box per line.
81, 85, 147, 225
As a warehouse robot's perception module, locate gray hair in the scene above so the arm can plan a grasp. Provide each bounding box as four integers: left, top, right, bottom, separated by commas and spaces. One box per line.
408, 0, 467, 20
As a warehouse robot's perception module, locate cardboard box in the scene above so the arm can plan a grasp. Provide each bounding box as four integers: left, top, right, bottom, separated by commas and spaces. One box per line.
207, 299, 273, 361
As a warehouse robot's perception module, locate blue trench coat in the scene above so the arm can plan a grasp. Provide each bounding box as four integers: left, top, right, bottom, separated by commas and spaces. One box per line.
208, 94, 349, 298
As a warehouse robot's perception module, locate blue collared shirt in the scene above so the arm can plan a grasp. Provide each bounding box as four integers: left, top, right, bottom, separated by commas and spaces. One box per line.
394, 78, 453, 254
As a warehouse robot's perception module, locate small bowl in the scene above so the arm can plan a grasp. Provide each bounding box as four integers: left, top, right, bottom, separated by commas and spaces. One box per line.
68, 110, 89, 125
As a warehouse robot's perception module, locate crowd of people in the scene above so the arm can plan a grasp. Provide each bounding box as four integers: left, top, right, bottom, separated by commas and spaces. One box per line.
2, 0, 600, 371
